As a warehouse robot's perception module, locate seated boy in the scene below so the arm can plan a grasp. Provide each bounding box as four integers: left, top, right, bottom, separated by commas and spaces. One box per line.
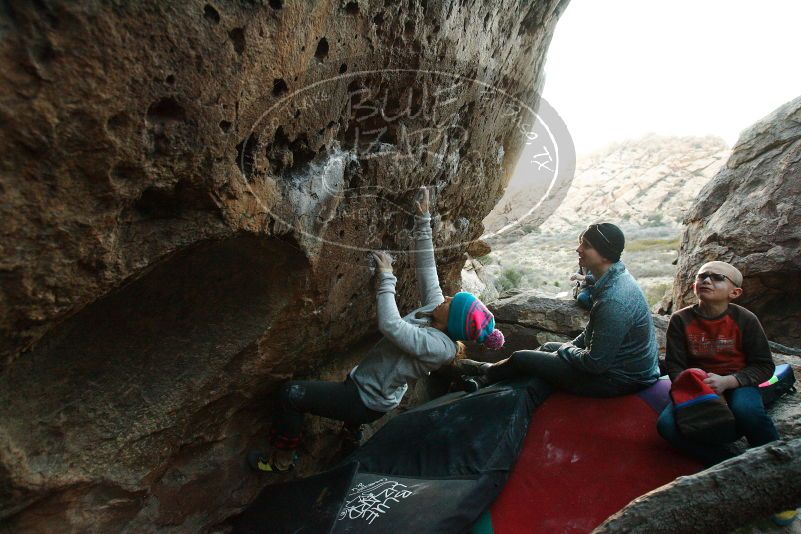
657, 261, 779, 465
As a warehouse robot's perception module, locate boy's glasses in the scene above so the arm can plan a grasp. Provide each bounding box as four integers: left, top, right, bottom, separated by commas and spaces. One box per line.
696, 272, 734, 284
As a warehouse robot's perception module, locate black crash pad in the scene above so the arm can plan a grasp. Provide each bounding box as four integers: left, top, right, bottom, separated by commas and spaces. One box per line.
233, 378, 552, 534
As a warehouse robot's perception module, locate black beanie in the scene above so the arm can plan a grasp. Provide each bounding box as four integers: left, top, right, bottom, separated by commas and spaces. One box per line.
582, 223, 625, 262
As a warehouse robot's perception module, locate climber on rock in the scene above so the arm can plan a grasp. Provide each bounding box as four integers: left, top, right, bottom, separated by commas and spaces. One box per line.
457, 222, 660, 397
248, 187, 505, 473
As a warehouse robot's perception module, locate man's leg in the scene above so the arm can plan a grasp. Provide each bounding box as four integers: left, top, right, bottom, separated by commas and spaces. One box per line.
656, 403, 735, 467
456, 343, 561, 378
477, 343, 561, 384
485, 349, 630, 397
727, 386, 780, 447
539, 342, 565, 352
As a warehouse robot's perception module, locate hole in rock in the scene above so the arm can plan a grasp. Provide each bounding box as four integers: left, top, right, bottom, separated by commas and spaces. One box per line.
229, 27, 246, 55
146, 98, 186, 125
203, 4, 220, 23
236, 133, 260, 178
314, 37, 329, 61
272, 78, 288, 97
133, 180, 215, 218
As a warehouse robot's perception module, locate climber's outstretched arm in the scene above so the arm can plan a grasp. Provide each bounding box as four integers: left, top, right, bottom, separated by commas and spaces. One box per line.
413, 187, 445, 307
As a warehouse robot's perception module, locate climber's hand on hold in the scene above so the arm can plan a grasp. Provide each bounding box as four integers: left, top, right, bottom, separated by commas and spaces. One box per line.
415, 186, 430, 216
371, 251, 394, 274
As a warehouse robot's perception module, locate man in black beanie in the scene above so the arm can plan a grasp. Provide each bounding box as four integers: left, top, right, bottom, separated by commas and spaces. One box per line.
458, 222, 660, 397
580, 222, 625, 264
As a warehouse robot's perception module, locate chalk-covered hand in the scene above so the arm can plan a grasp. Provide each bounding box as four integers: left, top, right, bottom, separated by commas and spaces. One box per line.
371, 251, 393, 274
703, 373, 739, 395
415, 186, 430, 216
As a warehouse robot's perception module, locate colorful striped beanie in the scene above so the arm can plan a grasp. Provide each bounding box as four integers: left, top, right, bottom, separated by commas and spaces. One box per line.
446, 292, 505, 350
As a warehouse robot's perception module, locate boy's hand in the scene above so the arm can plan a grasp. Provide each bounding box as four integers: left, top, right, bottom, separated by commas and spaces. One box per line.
415, 186, 430, 215
703, 373, 739, 395
371, 251, 393, 273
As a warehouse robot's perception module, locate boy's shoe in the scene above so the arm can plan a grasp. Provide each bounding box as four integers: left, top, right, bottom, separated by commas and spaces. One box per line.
247, 448, 298, 473
771, 509, 797, 526
455, 359, 490, 376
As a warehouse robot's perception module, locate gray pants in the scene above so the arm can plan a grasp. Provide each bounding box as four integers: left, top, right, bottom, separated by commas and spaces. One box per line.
485, 342, 646, 398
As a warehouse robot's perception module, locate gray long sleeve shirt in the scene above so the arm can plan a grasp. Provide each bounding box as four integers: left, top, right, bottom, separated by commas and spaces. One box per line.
350, 213, 457, 412
557, 261, 660, 387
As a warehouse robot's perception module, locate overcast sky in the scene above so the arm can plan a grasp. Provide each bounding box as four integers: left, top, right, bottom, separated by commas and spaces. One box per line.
541, 0, 801, 156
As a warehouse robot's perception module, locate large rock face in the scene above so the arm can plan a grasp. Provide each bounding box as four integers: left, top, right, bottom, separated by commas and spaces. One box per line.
673, 96, 801, 346
0, 0, 570, 531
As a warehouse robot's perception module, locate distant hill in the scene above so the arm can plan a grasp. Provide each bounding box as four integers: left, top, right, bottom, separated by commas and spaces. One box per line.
484, 134, 729, 238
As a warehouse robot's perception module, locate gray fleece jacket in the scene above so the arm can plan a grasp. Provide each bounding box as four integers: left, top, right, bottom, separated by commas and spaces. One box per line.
350, 213, 457, 412
557, 261, 660, 387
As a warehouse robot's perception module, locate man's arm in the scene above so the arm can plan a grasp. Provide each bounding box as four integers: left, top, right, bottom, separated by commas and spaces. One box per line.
570, 331, 586, 349
557, 299, 629, 374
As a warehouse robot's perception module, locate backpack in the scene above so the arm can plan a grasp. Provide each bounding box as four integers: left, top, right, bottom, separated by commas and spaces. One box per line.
670, 368, 738, 444
759, 363, 797, 407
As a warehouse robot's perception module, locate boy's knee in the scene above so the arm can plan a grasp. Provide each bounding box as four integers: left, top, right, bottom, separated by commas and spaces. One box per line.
729, 389, 768, 419
732, 406, 769, 428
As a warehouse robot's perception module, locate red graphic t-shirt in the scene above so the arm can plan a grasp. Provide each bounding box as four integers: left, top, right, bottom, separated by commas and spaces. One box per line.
665, 303, 774, 387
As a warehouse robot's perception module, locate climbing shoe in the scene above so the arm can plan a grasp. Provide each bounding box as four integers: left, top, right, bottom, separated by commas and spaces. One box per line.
247, 449, 298, 473
771, 509, 797, 526
455, 358, 490, 377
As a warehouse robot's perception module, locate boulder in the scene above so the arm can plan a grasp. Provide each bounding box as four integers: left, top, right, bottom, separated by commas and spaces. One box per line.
466, 239, 492, 258
673, 96, 801, 346
0, 0, 569, 530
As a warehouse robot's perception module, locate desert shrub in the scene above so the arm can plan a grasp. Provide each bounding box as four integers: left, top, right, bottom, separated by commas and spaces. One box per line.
644, 282, 671, 307
496, 267, 527, 292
